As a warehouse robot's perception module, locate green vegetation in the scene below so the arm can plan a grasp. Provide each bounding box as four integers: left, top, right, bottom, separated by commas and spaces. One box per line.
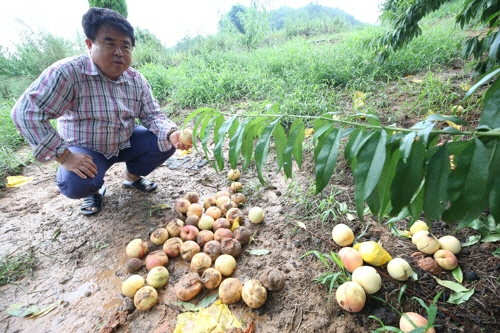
0, 250, 36, 285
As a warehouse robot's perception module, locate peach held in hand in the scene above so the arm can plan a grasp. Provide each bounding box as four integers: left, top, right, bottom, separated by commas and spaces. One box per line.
335, 281, 366, 313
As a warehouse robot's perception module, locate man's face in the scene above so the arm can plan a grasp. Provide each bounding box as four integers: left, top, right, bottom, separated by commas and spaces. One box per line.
85, 25, 132, 81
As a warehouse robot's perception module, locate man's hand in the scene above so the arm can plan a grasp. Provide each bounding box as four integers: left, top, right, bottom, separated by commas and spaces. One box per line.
61, 152, 98, 179
169, 130, 192, 151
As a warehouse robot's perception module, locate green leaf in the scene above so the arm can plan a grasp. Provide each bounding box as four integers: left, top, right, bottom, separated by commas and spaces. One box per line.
493, 248, 500, 257
433, 277, 469, 292
246, 249, 271, 256
173, 301, 200, 312
426, 113, 468, 126
255, 118, 282, 184
482, 234, 500, 242
228, 118, 252, 169
283, 121, 304, 178
462, 235, 481, 247
7, 303, 39, 317
452, 266, 463, 284
273, 123, 287, 173
479, 75, 500, 129
214, 116, 238, 171
315, 128, 342, 194
400, 131, 416, 163
409, 180, 424, 220
423, 144, 450, 221
200, 118, 217, 169
354, 130, 387, 219
447, 288, 475, 305
463, 67, 500, 102
193, 110, 216, 153
443, 138, 489, 224
241, 118, 266, 172
183, 107, 214, 127
197, 293, 219, 308
390, 141, 425, 216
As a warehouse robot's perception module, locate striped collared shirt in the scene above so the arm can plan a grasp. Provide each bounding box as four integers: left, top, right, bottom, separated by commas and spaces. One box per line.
11, 53, 177, 161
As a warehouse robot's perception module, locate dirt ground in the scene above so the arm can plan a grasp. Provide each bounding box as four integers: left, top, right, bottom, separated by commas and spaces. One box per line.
1, 67, 500, 332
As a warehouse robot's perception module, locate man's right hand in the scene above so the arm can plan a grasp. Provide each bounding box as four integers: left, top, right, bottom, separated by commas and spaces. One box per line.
61, 152, 98, 179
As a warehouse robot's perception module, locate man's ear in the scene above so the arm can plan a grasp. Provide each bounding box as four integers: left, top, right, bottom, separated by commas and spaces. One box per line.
85, 39, 93, 50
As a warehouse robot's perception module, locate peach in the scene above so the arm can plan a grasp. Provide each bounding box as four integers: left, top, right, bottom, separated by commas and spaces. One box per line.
146, 266, 169, 288
205, 206, 222, 220
214, 228, 233, 243
214, 254, 237, 276
186, 203, 203, 218
409, 220, 429, 236
184, 191, 199, 204
190, 252, 212, 274
338, 247, 363, 273
438, 235, 461, 254
433, 249, 458, 270
351, 266, 382, 294
134, 286, 158, 311
216, 195, 231, 209
203, 196, 217, 210
248, 206, 264, 224
184, 215, 200, 227
226, 207, 244, 225
215, 191, 231, 199
221, 238, 242, 258
213, 218, 231, 231
144, 250, 169, 271
230, 182, 242, 193
174, 198, 191, 214
175, 272, 202, 301
233, 226, 250, 245
335, 281, 366, 313
221, 200, 238, 216
400, 312, 436, 333
218, 278, 242, 304
179, 128, 193, 146
411, 230, 430, 245
163, 237, 183, 257
242, 279, 267, 308
121, 274, 145, 298
200, 267, 222, 289
180, 225, 199, 241
126, 239, 148, 259
180, 240, 200, 261
150, 227, 169, 245
196, 229, 214, 248
231, 193, 246, 206
331, 224, 354, 246
198, 215, 215, 230
165, 219, 184, 238
203, 240, 222, 261
416, 233, 440, 254
227, 169, 241, 181
387, 258, 413, 281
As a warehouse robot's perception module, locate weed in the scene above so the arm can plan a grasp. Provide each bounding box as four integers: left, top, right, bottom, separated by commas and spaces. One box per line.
0, 249, 36, 285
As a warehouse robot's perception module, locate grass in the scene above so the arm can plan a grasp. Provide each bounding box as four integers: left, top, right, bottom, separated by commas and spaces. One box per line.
0, 250, 36, 285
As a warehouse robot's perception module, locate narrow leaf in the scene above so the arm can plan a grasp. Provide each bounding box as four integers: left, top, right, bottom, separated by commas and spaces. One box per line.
273, 123, 287, 172
283, 121, 304, 178
255, 118, 282, 184
463, 67, 500, 102
228, 118, 252, 169
400, 132, 416, 163
214, 116, 238, 171
424, 144, 450, 221
479, 75, 500, 129
462, 235, 481, 247
354, 130, 387, 219
452, 266, 463, 284
315, 128, 342, 194
433, 277, 469, 292
211, 115, 226, 171
184, 107, 214, 126
447, 289, 475, 305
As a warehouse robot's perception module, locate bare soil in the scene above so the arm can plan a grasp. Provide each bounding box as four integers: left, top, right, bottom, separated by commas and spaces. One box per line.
1, 68, 499, 333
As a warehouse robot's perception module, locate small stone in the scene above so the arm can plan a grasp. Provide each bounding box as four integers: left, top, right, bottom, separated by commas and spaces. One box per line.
84, 291, 91, 297
464, 271, 479, 281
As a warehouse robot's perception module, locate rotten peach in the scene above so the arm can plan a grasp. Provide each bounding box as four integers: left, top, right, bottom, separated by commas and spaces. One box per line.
184, 215, 200, 228
197, 229, 214, 248
242, 279, 267, 308
185, 191, 199, 204
166, 219, 184, 238
163, 237, 183, 257
203, 240, 222, 261
259, 267, 286, 291
221, 238, 242, 258
219, 278, 242, 304
213, 218, 231, 231
214, 228, 233, 243
190, 252, 212, 275
175, 272, 202, 301
201, 267, 222, 290
180, 225, 199, 241
180, 240, 201, 262
134, 286, 158, 311
233, 227, 250, 245
150, 227, 169, 245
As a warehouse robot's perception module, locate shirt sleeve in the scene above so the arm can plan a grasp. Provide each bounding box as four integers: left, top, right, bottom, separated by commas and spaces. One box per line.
10, 66, 73, 161
137, 75, 177, 151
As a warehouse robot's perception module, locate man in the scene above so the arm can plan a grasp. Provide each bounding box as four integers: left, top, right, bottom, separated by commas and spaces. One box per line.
11, 7, 190, 215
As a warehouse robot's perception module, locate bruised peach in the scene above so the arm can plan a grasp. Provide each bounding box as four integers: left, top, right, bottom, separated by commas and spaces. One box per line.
233, 227, 250, 245
180, 225, 199, 241
145, 250, 169, 271
214, 228, 233, 243
134, 286, 158, 311
150, 228, 169, 245
165, 219, 184, 238
184, 191, 199, 204
213, 218, 231, 231
203, 240, 222, 262
174, 198, 191, 214
201, 267, 222, 290
163, 237, 183, 257
242, 279, 267, 308
197, 229, 214, 248
126, 239, 148, 259
175, 272, 202, 301
219, 278, 242, 304
190, 252, 212, 275
203, 196, 217, 210
221, 238, 242, 258
180, 240, 200, 262
335, 281, 366, 313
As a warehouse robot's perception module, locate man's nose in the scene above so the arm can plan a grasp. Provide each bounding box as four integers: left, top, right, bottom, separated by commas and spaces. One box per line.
114, 47, 124, 56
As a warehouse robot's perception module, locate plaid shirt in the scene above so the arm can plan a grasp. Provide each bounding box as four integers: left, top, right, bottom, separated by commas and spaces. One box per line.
11, 53, 177, 161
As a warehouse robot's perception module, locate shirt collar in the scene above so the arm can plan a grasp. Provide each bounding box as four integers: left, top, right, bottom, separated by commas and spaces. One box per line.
82, 52, 136, 82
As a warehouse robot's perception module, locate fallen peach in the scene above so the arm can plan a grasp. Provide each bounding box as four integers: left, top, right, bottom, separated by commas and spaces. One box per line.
215, 254, 237, 276
219, 278, 242, 304
174, 198, 191, 214
134, 286, 158, 311
433, 249, 458, 270
203, 240, 222, 262
186, 203, 203, 218
338, 247, 363, 273
180, 240, 201, 262
416, 233, 440, 254
163, 237, 183, 257
387, 258, 413, 281
411, 230, 430, 245
351, 266, 382, 294
165, 219, 184, 238
196, 229, 214, 248
409, 220, 429, 236
203, 196, 217, 210
150, 227, 169, 245
227, 169, 241, 181
190, 252, 212, 275
335, 281, 366, 313
185, 191, 199, 204
121, 274, 145, 298
201, 267, 222, 290
438, 235, 461, 254
146, 266, 169, 288
400, 312, 436, 333
248, 206, 265, 224
145, 250, 169, 271
198, 215, 215, 230
230, 182, 242, 192
180, 225, 199, 242
126, 239, 148, 259
205, 206, 222, 220
242, 279, 267, 308
331, 224, 354, 247
175, 272, 202, 301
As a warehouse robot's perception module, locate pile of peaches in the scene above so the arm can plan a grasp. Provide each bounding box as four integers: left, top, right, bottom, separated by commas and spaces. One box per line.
119, 168, 284, 312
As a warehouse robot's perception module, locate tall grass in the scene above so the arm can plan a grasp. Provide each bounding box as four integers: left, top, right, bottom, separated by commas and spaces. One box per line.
0, 2, 469, 183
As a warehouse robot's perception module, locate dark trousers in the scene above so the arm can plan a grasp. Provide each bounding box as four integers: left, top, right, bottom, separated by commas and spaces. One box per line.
56, 125, 175, 199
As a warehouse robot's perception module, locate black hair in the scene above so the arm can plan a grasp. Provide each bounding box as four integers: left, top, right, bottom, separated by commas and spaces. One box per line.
82, 7, 135, 47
